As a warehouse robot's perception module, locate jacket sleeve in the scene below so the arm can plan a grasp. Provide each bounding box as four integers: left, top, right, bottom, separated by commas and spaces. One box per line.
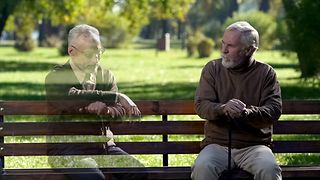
243, 67, 282, 129
68, 87, 118, 103
194, 61, 225, 120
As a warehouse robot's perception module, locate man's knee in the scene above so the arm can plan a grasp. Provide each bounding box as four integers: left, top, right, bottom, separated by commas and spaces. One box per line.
191, 158, 220, 180
254, 160, 282, 180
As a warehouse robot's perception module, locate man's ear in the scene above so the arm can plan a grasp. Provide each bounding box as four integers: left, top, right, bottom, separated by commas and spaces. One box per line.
245, 46, 256, 56
68, 47, 75, 56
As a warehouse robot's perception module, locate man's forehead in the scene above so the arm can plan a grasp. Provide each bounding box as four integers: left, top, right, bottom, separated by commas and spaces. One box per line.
223, 30, 241, 44
74, 36, 101, 51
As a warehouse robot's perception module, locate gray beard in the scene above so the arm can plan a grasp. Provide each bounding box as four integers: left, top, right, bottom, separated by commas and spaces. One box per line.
222, 56, 239, 69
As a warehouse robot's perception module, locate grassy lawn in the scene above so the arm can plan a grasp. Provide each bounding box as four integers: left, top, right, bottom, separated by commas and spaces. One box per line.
1, 45, 320, 168
1, 46, 319, 100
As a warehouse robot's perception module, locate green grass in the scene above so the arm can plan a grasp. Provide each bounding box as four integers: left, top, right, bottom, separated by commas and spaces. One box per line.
1, 45, 320, 168
1, 46, 319, 100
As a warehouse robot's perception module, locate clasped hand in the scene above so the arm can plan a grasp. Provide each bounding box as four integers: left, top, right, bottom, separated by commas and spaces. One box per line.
222, 98, 246, 119
118, 93, 141, 117
85, 93, 141, 117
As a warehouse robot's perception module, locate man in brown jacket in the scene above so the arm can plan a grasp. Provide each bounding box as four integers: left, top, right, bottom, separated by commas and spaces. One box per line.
191, 21, 282, 180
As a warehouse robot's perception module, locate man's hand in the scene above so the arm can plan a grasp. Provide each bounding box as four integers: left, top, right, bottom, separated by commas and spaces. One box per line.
85, 101, 106, 115
105, 106, 124, 118
222, 99, 246, 119
118, 93, 141, 117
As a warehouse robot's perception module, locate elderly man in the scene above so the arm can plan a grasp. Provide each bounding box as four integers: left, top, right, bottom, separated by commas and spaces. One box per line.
191, 21, 282, 180
45, 24, 143, 180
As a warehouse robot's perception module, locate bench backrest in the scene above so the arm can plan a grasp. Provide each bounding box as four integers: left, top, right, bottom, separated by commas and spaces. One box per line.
1, 100, 320, 168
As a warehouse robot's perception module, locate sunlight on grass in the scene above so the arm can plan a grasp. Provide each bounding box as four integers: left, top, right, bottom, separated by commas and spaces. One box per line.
1, 46, 319, 100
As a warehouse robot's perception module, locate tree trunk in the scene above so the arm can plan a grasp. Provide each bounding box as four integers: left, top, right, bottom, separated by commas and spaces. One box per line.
0, 0, 20, 39
259, 0, 270, 12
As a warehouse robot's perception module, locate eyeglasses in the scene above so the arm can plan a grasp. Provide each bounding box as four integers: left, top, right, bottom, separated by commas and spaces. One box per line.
71, 45, 105, 59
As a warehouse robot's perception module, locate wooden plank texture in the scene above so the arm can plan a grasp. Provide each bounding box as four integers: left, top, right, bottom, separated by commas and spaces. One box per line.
3, 166, 320, 180
2, 121, 320, 136
1, 140, 320, 156
1, 100, 320, 115
0, 121, 204, 136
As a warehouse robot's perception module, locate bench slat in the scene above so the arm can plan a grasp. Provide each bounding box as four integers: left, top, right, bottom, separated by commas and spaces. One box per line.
273, 121, 320, 134
1, 100, 320, 115
2, 141, 320, 156
3, 166, 320, 180
3, 167, 192, 180
273, 141, 320, 153
0, 121, 204, 136
282, 100, 320, 114
2, 121, 320, 136
0, 142, 200, 156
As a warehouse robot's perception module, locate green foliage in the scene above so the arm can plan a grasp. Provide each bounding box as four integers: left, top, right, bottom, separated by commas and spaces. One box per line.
42, 36, 62, 48
149, 0, 195, 21
98, 14, 131, 48
118, 0, 150, 39
0, 0, 20, 39
186, 31, 215, 58
13, 13, 36, 52
197, 38, 215, 58
223, 11, 277, 50
187, 0, 238, 35
283, 0, 320, 78
186, 31, 205, 57
24, 0, 85, 25
14, 37, 36, 52
186, 37, 198, 57
84, 11, 131, 48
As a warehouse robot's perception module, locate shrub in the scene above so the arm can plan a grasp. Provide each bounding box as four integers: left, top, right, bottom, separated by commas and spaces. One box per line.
100, 16, 130, 48
197, 38, 214, 58
14, 14, 36, 52
86, 12, 131, 48
186, 37, 198, 57
14, 36, 36, 52
186, 31, 205, 57
43, 36, 62, 48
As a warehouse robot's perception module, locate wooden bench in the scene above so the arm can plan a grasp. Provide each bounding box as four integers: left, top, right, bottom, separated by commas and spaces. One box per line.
1, 100, 320, 179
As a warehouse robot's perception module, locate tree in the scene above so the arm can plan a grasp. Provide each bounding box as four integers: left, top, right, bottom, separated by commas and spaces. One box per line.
0, 0, 20, 39
283, 0, 320, 77
118, 0, 150, 39
149, 0, 195, 37
3, 0, 84, 49
187, 0, 239, 41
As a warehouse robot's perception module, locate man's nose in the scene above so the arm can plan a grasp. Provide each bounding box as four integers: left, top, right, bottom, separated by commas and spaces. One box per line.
221, 45, 228, 54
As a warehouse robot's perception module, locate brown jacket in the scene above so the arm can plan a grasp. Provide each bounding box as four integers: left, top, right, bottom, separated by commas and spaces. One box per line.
195, 58, 282, 148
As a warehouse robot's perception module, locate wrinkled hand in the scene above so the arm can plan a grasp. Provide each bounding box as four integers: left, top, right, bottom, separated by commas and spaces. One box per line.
222, 99, 246, 119
118, 93, 141, 117
85, 101, 106, 115
105, 106, 124, 118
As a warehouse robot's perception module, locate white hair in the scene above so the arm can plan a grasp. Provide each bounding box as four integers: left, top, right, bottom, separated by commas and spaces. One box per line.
226, 21, 259, 49
68, 24, 101, 47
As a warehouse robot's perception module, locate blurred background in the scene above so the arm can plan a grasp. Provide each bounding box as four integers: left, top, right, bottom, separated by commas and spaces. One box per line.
0, 0, 319, 101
